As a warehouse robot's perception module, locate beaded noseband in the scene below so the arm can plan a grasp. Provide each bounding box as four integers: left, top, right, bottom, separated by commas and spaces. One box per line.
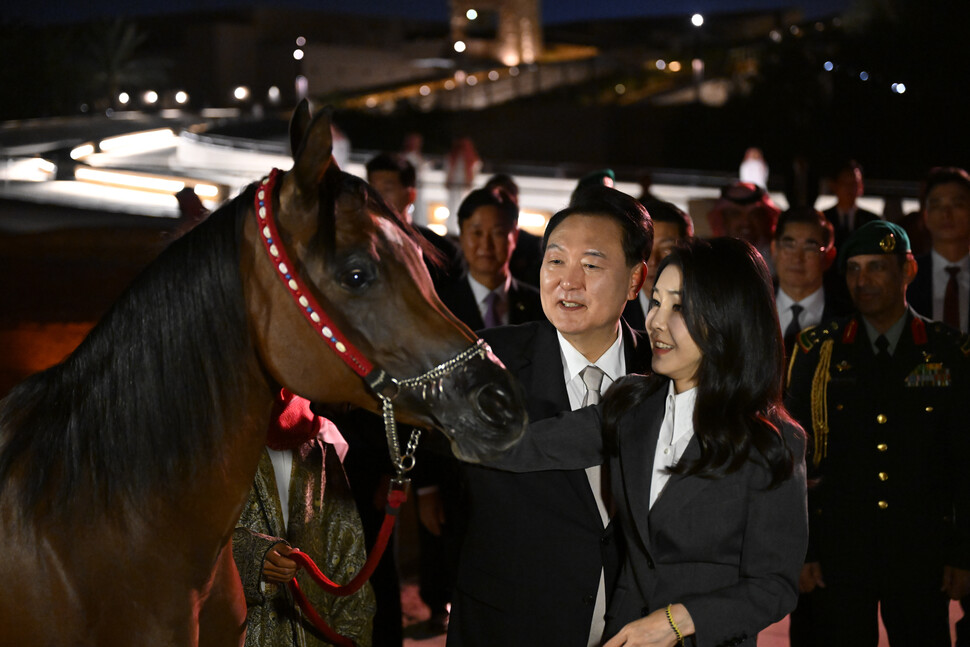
254, 168, 489, 478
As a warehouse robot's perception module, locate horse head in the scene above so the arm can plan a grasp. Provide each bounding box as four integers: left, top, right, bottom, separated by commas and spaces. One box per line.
241, 101, 526, 462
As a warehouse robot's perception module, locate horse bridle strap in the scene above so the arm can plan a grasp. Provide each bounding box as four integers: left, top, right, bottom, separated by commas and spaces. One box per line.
255, 168, 490, 477
255, 169, 374, 377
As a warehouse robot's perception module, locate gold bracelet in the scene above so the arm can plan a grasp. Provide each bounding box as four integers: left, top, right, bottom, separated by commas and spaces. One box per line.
665, 604, 685, 645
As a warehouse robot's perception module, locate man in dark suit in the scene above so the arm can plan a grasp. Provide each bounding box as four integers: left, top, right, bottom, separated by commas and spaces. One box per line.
771, 207, 852, 362
622, 200, 693, 331
907, 166, 970, 333
447, 185, 654, 647
822, 160, 881, 250
435, 187, 543, 330
786, 221, 970, 646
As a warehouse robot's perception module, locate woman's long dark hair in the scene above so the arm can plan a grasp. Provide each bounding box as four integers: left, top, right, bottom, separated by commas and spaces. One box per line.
603, 237, 799, 487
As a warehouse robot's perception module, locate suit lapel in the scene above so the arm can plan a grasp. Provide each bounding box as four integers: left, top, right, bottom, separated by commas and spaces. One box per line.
618, 387, 666, 546
648, 435, 713, 523
521, 322, 571, 420
454, 278, 486, 331
526, 322, 612, 521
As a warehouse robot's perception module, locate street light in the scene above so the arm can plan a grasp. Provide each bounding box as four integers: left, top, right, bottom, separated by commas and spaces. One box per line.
691, 13, 704, 27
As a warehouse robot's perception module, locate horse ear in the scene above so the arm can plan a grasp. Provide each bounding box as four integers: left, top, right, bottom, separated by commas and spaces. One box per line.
289, 99, 312, 160
280, 101, 336, 240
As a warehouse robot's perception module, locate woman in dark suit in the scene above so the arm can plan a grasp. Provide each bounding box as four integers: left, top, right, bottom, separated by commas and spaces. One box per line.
491, 237, 808, 647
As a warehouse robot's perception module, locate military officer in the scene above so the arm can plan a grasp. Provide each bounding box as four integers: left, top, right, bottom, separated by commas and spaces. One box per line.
786, 220, 970, 646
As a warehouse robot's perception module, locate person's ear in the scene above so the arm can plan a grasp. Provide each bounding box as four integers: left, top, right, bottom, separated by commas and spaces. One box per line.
822, 244, 837, 270
902, 256, 919, 287
628, 261, 647, 299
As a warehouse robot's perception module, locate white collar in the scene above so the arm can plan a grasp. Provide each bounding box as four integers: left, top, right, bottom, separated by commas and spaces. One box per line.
931, 249, 970, 275
776, 285, 825, 311
665, 381, 697, 447
467, 273, 511, 305
557, 329, 625, 385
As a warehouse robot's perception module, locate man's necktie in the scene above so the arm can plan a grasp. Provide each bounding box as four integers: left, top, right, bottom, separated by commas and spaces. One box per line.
483, 291, 500, 328
944, 266, 961, 330
784, 304, 804, 357
581, 365, 605, 407
875, 335, 891, 363
580, 365, 612, 518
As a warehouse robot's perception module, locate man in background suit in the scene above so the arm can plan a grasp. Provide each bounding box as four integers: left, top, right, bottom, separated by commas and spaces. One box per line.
447, 185, 654, 647
436, 187, 543, 330
623, 199, 693, 331
908, 166, 970, 333
822, 160, 881, 250
771, 207, 852, 363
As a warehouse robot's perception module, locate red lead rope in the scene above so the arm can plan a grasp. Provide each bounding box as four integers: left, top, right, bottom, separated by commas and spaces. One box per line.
286, 485, 409, 646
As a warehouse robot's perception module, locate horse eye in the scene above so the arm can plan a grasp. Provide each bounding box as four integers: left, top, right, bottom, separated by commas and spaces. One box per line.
339, 268, 370, 290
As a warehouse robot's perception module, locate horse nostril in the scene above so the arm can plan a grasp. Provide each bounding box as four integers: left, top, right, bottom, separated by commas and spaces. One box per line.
474, 383, 515, 427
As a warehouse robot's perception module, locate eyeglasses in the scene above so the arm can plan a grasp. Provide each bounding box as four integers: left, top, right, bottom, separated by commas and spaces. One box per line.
778, 238, 826, 255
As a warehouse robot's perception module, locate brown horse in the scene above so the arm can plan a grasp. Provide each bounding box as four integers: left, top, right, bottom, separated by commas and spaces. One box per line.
0, 102, 526, 647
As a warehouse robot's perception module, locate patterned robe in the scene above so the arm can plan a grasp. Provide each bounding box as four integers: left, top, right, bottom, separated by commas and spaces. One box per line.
233, 435, 375, 647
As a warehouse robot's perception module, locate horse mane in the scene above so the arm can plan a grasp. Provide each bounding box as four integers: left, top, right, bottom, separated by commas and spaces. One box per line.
0, 187, 258, 519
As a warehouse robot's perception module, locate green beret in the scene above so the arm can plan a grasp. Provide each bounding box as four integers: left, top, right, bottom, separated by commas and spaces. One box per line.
839, 220, 911, 271
577, 168, 616, 190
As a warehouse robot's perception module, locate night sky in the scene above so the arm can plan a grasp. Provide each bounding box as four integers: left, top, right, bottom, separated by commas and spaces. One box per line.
7, 0, 853, 26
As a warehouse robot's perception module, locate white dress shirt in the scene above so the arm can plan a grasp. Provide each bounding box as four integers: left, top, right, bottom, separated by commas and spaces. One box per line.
776, 286, 826, 333
557, 329, 626, 647
467, 274, 512, 326
930, 250, 969, 332
650, 382, 697, 510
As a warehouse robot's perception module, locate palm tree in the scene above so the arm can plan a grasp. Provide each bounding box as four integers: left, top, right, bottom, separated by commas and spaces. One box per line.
80, 18, 170, 111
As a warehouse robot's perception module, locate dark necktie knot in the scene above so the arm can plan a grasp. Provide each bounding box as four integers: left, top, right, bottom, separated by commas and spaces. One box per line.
783, 304, 805, 357
875, 335, 891, 361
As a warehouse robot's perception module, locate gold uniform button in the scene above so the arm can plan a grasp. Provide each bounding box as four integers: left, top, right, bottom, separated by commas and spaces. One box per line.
878, 501, 889, 509
878, 472, 889, 481
877, 443, 888, 452
876, 414, 888, 424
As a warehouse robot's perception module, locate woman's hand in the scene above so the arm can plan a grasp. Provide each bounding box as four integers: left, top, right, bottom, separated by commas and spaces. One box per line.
604, 604, 694, 647
262, 542, 299, 584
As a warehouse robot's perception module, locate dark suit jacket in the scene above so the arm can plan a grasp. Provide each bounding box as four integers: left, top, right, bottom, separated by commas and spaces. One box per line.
447, 320, 650, 647
435, 274, 543, 331
489, 377, 808, 647
822, 205, 881, 250
908, 252, 970, 330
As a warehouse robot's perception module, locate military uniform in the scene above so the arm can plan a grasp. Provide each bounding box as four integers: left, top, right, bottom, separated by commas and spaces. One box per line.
786, 309, 970, 646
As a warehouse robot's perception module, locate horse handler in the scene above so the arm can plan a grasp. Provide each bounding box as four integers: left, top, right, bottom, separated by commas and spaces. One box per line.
233, 389, 376, 647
